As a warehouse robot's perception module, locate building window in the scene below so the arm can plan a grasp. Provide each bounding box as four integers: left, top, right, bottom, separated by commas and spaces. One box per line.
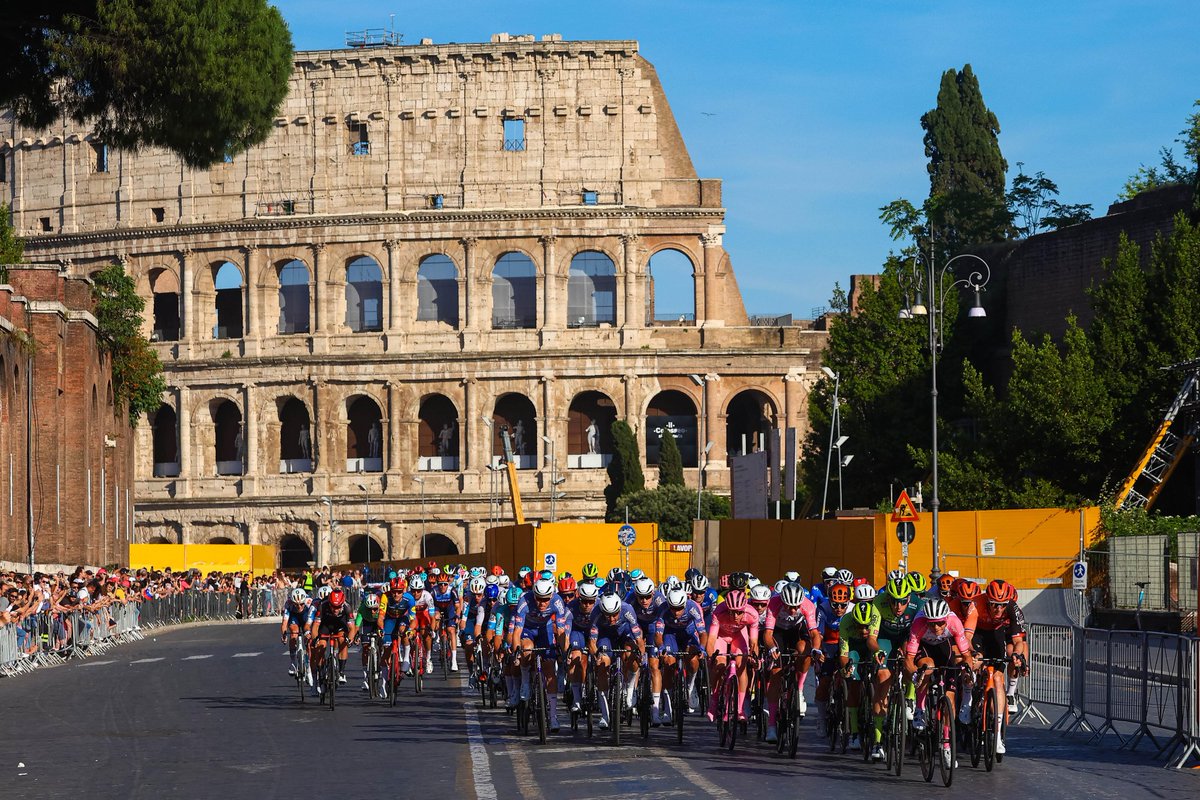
350, 122, 370, 156
582, 190, 598, 206
151, 207, 165, 223
416, 254, 459, 327
277, 259, 311, 335
40, 217, 51, 232
429, 194, 444, 209
567, 251, 617, 328
345, 256, 383, 333
0, 153, 6, 183
92, 142, 108, 173
491, 253, 537, 329
503, 118, 526, 152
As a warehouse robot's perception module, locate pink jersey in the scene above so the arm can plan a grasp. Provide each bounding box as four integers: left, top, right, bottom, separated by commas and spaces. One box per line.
708, 601, 760, 642
764, 594, 818, 632
905, 613, 971, 657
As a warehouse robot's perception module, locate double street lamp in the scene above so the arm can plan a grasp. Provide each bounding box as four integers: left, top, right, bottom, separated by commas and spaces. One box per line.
898, 249, 991, 574
820, 366, 845, 519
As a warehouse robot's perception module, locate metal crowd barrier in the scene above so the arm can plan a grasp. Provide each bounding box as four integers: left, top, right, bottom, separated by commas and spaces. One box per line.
1016, 622, 1199, 769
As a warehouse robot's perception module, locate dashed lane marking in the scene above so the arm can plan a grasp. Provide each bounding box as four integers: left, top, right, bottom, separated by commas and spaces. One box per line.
182, 655, 213, 661
76, 660, 116, 667
232, 652, 262, 658
129, 658, 165, 664
659, 757, 734, 800
463, 701, 499, 800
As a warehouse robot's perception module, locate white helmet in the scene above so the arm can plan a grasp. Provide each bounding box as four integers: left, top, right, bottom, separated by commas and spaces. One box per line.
598, 593, 622, 615
666, 588, 688, 609
499, 574, 511, 588
578, 582, 600, 601
468, 577, 486, 594
365, 593, 380, 609
316, 586, 332, 601
780, 582, 806, 607
633, 577, 656, 598
409, 577, 425, 592
774, 579, 789, 594
923, 598, 951, 621
836, 569, 855, 585
533, 578, 555, 599
690, 574, 710, 592
484, 574, 499, 586
749, 584, 772, 603
822, 566, 839, 582
853, 583, 877, 603
784, 571, 800, 583
746, 576, 762, 589
290, 588, 308, 604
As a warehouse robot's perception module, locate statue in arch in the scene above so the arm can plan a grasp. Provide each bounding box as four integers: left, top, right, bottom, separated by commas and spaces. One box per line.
367, 421, 382, 458
512, 419, 526, 455
586, 418, 600, 454
437, 421, 456, 457
298, 424, 312, 459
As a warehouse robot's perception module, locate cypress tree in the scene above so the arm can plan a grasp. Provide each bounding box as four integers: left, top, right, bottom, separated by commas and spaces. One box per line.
605, 420, 644, 518
657, 429, 685, 487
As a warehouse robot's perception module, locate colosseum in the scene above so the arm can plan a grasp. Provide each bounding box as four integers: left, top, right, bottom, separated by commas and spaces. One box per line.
4, 33, 826, 567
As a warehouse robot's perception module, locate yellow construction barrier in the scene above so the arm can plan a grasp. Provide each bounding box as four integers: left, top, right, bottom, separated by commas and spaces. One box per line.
128, 544, 278, 577
487, 522, 686, 583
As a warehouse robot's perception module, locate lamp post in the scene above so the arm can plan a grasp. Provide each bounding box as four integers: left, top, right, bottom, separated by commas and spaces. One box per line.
318, 495, 333, 567
412, 476, 426, 561
899, 250, 991, 574
689, 373, 710, 520
541, 435, 566, 523
357, 481, 370, 534
820, 366, 841, 519
697, 440, 715, 520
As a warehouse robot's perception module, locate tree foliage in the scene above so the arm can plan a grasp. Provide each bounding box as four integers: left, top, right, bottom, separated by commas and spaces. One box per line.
1119, 100, 1200, 202
605, 420, 644, 519
657, 429, 685, 487
0, 204, 25, 283
1, 1, 293, 168
616, 484, 730, 541
90, 263, 166, 426
1007, 164, 1093, 236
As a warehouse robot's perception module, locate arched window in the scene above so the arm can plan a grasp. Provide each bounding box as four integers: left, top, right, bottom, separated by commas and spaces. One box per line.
416, 254, 459, 327
148, 268, 180, 341
208, 536, 236, 545
152, 404, 179, 477
346, 256, 383, 332
725, 390, 777, 458
148, 535, 173, 545
491, 393, 537, 469
567, 251, 616, 327
349, 535, 384, 564
646, 249, 696, 325
646, 390, 698, 467
567, 391, 617, 468
492, 252, 537, 329
421, 533, 459, 557
418, 394, 459, 471
346, 396, 383, 473
279, 534, 313, 569
212, 261, 244, 339
278, 397, 313, 473
277, 259, 310, 334
212, 400, 243, 475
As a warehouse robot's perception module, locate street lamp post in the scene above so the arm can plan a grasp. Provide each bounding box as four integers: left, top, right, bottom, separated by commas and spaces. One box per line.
412, 476, 426, 561
318, 495, 333, 567
697, 440, 715, 520
541, 435, 566, 523
820, 366, 842, 519
357, 481, 370, 537
689, 373, 710, 520
899, 250, 991, 575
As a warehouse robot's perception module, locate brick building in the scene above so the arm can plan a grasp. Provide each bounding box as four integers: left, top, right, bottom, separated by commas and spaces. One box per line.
0, 265, 134, 568
3, 34, 827, 567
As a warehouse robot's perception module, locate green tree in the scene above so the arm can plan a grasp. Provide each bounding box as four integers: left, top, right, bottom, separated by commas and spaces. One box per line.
1, 1, 293, 168
605, 419, 644, 519
0, 203, 25, 283
616, 484, 731, 541
90, 263, 166, 425
1007, 164, 1092, 236
657, 429, 685, 487
1119, 100, 1200, 201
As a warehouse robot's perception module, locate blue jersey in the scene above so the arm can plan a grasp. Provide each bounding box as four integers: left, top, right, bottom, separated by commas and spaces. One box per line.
566, 598, 595, 633
816, 598, 843, 648
512, 592, 569, 632
623, 590, 668, 630
808, 583, 829, 607
589, 601, 643, 643
659, 598, 706, 638
285, 599, 315, 625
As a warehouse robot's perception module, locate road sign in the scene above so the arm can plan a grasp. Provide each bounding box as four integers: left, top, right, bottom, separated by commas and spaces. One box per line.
543, 553, 557, 572
895, 521, 916, 545
1072, 561, 1087, 590
891, 489, 920, 523
617, 524, 637, 547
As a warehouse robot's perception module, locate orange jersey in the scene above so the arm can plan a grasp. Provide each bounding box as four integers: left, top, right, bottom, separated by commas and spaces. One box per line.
948, 596, 978, 636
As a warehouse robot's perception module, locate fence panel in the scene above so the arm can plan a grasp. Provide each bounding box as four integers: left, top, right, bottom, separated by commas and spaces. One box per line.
1109, 535, 1170, 610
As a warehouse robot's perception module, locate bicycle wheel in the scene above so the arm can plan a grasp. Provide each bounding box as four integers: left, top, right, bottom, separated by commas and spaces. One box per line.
697, 658, 710, 714
367, 644, 379, 700
388, 645, 399, 708
918, 718, 934, 782
296, 643, 307, 704
442, 634, 451, 680
716, 674, 729, 748
639, 671, 651, 739
860, 681, 873, 763
938, 694, 956, 787
827, 682, 843, 753
326, 646, 337, 711
611, 669, 623, 747
983, 682, 1000, 771
788, 675, 802, 759
889, 686, 906, 776
674, 672, 686, 745
414, 641, 424, 695
585, 666, 596, 738
725, 673, 738, 751
775, 677, 789, 755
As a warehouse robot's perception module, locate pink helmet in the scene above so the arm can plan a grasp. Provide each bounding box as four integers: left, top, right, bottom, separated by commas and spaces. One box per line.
725, 589, 747, 611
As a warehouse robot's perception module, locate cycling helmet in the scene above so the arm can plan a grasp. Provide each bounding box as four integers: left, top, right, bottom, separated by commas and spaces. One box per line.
729, 573, 749, 591
784, 571, 800, 583
747, 576, 763, 590
749, 584, 772, 604
905, 572, 930, 595
851, 601, 874, 626
505, 586, 524, 605
953, 578, 981, 602
631, 577, 654, 598
853, 583, 877, 603
937, 573, 956, 597
829, 583, 852, 604
885, 576, 913, 602
594, 577, 606, 590
986, 579, 1016, 604
409, 577, 425, 592
522, 572, 535, 590
774, 579, 789, 594
468, 577, 486, 594
822, 566, 838, 582
498, 574, 511, 588
725, 589, 748, 611
485, 574, 499, 587
427, 560, 438, 570
659, 581, 672, 596
518, 566, 532, 578
578, 582, 600, 601
533, 578, 555, 599
719, 574, 730, 589
923, 598, 951, 621
390, 577, 407, 592
558, 576, 577, 594
685, 567, 701, 582
290, 588, 307, 604
581, 562, 599, 580
780, 583, 806, 607
607, 567, 622, 582
539, 570, 554, 581
484, 584, 500, 601
598, 593, 622, 615
835, 569, 854, 585
666, 588, 688, 608
852, 577, 870, 588
690, 574, 710, 592
470, 567, 485, 579
887, 568, 908, 584
316, 586, 333, 601
387, 570, 398, 580
365, 594, 380, 609
329, 589, 345, 608
491, 565, 504, 576
429, 567, 442, 578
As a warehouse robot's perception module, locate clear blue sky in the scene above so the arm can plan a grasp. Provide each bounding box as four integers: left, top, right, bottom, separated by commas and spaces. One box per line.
275, 1, 1199, 317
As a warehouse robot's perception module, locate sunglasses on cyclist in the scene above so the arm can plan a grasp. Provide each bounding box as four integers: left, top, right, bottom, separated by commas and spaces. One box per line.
831, 602, 849, 611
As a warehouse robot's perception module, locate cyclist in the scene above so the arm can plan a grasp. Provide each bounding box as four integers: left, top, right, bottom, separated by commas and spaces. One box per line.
589, 591, 645, 730
906, 570, 933, 602
308, 587, 352, 693
973, 579, 1028, 752
409, 576, 436, 675
625, 576, 668, 725
379, 578, 415, 688
869, 574, 920, 759
688, 573, 718, 630
461, 576, 488, 686
705, 588, 759, 723
838, 586, 886, 758
762, 581, 821, 743
354, 589, 383, 692
281, 588, 314, 681
580, 562, 600, 586
510, 578, 570, 733
564, 580, 597, 712
813, 581, 851, 729
432, 575, 461, 672
904, 596, 977, 768
494, 585, 524, 707
936, 572, 957, 600
658, 586, 707, 714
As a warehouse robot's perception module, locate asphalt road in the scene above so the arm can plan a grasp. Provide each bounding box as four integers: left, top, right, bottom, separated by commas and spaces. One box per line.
0, 622, 1195, 799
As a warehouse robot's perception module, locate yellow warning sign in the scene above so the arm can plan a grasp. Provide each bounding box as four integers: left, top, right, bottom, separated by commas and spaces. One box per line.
891, 489, 920, 523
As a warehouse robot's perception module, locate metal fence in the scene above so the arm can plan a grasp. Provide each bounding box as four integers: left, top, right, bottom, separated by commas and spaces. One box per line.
1015, 622, 1200, 768
1, 587, 289, 678
1086, 532, 1199, 620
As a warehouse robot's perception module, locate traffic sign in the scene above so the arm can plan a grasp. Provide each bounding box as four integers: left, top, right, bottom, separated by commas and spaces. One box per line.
895, 521, 916, 544
891, 489, 920, 523
1072, 561, 1087, 590
543, 553, 557, 571
617, 524, 637, 547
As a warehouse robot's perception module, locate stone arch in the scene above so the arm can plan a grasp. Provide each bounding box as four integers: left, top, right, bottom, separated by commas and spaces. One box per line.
473, 241, 541, 282
645, 389, 698, 467
491, 392, 537, 468
567, 390, 618, 467
646, 248, 697, 325
208, 536, 236, 545
567, 250, 617, 327
147, 266, 181, 341
416, 253, 459, 327
279, 533, 314, 569
277, 396, 313, 472
148, 535, 172, 545
346, 394, 383, 472
348, 534, 385, 564
418, 393, 459, 470
211, 260, 244, 339
274, 258, 311, 335
151, 403, 179, 477
491, 251, 538, 329
211, 398, 243, 475
345, 255, 383, 332
724, 388, 779, 458
420, 532, 460, 558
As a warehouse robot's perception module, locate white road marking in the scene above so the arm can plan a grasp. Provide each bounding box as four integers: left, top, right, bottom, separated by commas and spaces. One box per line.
182, 655, 212, 661
232, 652, 262, 658
77, 660, 116, 667
557, 774, 668, 785
659, 757, 734, 800
129, 658, 164, 664
506, 743, 546, 800
463, 701, 499, 800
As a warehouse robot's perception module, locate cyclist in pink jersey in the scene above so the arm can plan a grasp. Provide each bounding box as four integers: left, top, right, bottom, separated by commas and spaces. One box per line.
762, 582, 822, 741
903, 598, 978, 731
705, 589, 759, 722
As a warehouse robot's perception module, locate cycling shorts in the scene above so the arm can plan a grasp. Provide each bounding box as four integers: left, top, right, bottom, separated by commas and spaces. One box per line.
317, 620, 349, 638
712, 631, 751, 656
973, 628, 1009, 662
594, 635, 637, 656
845, 638, 892, 674
660, 632, 702, 656
917, 639, 953, 668
437, 607, 458, 626
381, 616, 407, 646
286, 612, 309, 628
413, 608, 433, 631
519, 621, 558, 658
774, 627, 805, 652
569, 630, 588, 652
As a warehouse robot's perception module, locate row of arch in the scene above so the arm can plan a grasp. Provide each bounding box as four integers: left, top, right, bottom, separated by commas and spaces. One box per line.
145, 533, 460, 568
149, 388, 778, 476
147, 248, 696, 341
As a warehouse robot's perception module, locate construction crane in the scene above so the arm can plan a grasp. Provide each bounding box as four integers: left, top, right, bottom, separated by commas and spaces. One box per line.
500, 428, 526, 525
1114, 359, 1200, 510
